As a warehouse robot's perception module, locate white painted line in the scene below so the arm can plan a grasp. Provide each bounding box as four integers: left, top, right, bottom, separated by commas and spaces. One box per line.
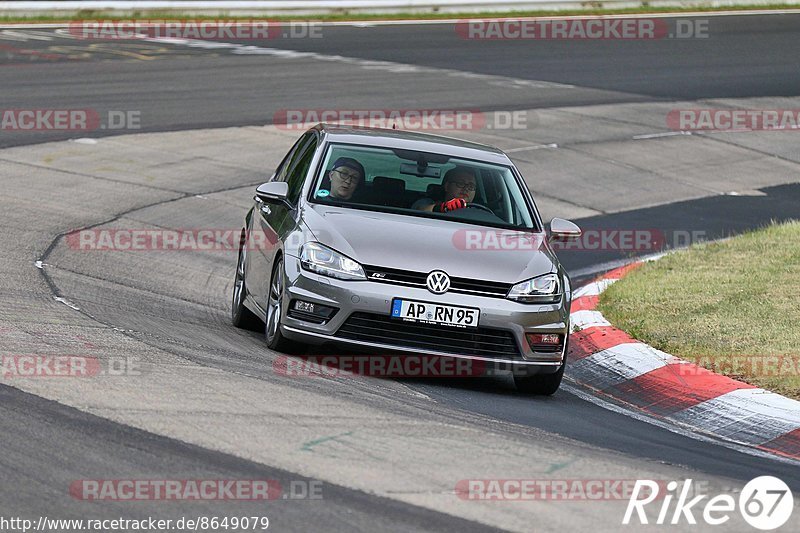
320, 9, 800, 24
727, 189, 767, 197
3, 8, 800, 24
632, 131, 691, 140
54, 296, 80, 311
139, 34, 573, 90
0, 29, 54, 41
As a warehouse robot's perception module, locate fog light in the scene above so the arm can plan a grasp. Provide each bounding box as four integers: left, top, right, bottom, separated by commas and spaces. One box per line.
526, 333, 563, 353
295, 300, 316, 313
527, 333, 561, 345
288, 299, 337, 324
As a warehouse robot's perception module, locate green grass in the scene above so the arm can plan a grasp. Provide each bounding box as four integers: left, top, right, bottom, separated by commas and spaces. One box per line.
1, 5, 799, 23
598, 221, 800, 399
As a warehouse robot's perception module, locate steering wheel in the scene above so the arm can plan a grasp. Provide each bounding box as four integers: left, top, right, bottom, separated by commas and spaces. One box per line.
467, 203, 496, 216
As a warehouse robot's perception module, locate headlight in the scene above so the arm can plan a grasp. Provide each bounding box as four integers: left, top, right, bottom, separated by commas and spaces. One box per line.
300, 242, 366, 281
506, 273, 561, 303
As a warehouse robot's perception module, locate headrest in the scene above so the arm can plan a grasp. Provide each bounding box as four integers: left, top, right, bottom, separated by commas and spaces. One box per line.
372, 176, 406, 195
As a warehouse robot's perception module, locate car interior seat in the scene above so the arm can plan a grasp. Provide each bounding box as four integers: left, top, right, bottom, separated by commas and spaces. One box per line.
370, 176, 407, 208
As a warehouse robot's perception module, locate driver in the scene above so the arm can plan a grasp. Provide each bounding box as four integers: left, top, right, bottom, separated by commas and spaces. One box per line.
413, 166, 476, 212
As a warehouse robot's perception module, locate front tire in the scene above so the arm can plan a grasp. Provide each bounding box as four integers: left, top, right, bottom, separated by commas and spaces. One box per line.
232, 243, 262, 331
265, 256, 299, 353
513, 338, 568, 395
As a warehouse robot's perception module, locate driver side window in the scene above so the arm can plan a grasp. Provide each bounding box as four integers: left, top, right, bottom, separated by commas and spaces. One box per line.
272, 132, 312, 183
285, 135, 318, 204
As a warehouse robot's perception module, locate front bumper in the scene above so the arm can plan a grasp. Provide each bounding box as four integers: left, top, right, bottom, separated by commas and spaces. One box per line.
279, 255, 570, 371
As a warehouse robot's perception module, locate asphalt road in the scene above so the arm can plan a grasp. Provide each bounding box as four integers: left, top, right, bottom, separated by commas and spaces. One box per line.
1, 14, 799, 147
1, 13, 799, 532
0, 385, 503, 533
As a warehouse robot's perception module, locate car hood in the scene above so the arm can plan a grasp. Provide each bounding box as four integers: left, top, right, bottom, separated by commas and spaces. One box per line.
300, 204, 557, 283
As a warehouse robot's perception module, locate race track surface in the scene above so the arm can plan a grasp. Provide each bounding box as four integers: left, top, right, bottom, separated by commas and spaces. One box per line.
1, 14, 799, 532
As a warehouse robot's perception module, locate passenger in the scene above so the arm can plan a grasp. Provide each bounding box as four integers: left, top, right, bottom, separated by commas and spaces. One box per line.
413, 166, 476, 212
319, 157, 365, 201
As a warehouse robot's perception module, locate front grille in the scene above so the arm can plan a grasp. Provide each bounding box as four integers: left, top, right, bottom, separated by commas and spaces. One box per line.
363, 265, 512, 298
335, 312, 521, 359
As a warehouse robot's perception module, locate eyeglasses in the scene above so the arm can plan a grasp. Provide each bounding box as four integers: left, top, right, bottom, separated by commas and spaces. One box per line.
331, 168, 361, 184
450, 181, 476, 192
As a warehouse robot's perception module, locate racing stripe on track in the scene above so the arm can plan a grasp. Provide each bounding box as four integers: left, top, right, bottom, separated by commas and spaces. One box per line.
571, 342, 677, 389
570, 295, 598, 312
568, 260, 800, 461
568, 326, 636, 360
668, 388, 800, 445
602, 262, 644, 280
609, 362, 753, 416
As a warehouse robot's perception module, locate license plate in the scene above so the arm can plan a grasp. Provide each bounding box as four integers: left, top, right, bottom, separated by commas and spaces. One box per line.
390, 299, 479, 329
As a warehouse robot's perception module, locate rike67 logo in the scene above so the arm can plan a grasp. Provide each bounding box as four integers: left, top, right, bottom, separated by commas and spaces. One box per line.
624, 477, 794, 530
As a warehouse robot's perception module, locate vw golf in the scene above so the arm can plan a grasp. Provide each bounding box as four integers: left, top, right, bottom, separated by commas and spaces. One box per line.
232, 124, 581, 394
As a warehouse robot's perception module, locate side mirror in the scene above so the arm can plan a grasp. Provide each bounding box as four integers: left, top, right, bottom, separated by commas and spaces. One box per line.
549, 218, 582, 240
255, 182, 290, 206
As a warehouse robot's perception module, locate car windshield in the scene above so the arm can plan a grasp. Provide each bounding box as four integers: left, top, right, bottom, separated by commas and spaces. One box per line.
309, 143, 538, 230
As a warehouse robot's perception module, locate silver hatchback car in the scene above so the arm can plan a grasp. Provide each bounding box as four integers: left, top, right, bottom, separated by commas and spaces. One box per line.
232, 124, 582, 394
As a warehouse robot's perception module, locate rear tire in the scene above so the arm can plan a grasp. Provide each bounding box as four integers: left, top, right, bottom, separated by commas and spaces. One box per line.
232, 243, 262, 331
513, 337, 568, 395
265, 256, 299, 353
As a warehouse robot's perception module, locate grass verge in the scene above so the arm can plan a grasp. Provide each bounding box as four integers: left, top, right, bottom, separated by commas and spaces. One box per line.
598, 221, 800, 399
0, 5, 799, 23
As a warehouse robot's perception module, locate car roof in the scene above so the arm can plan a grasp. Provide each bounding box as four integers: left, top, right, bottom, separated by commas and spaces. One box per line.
312, 123, 512, 165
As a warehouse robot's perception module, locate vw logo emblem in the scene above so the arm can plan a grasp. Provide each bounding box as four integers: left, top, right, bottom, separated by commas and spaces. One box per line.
426, 270, 450, 294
